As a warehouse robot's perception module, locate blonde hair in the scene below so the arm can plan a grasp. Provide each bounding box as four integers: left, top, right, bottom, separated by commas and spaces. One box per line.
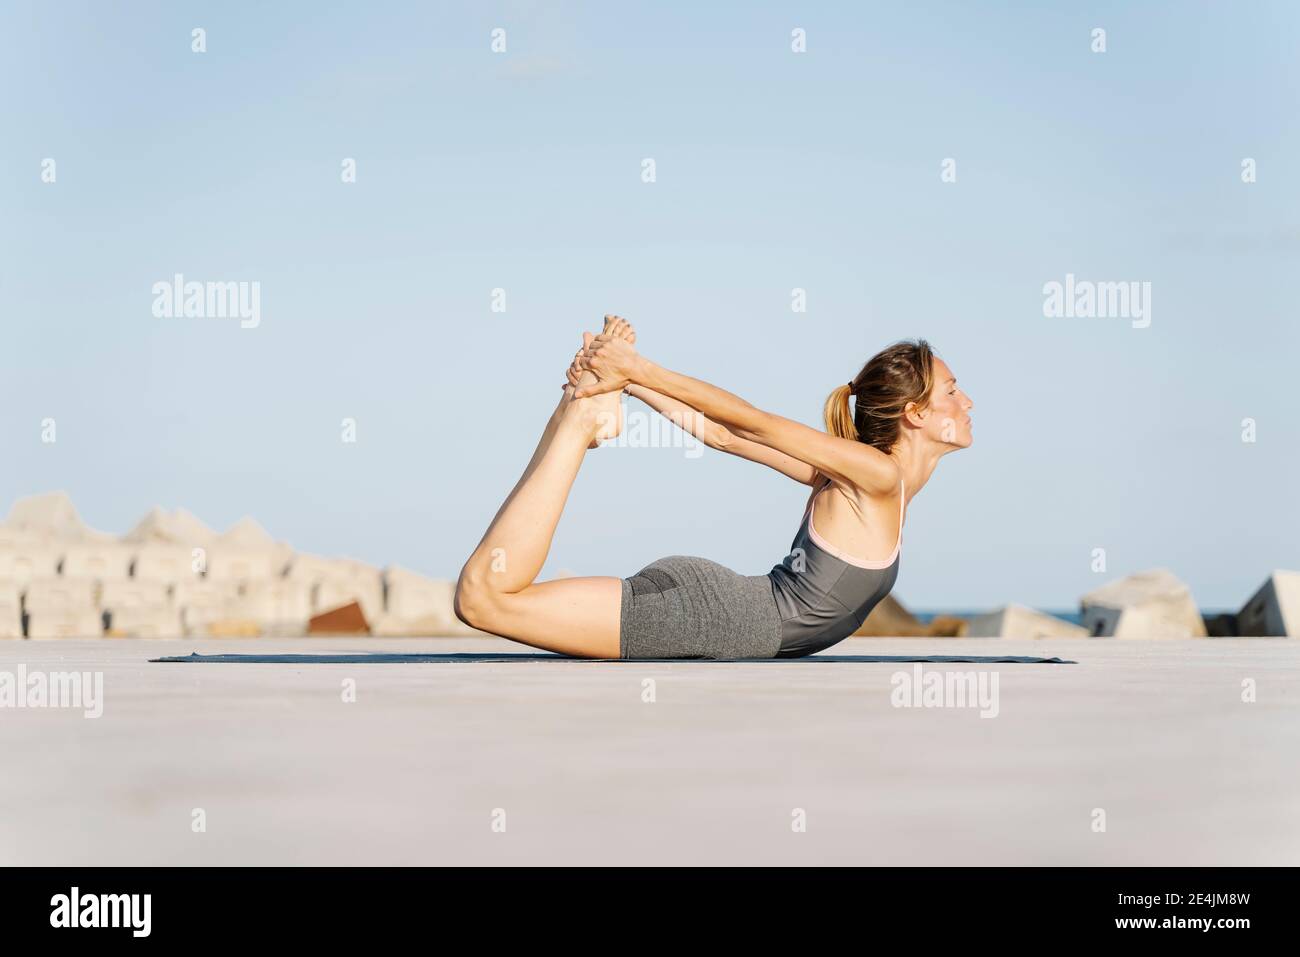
823, 339, 936, 452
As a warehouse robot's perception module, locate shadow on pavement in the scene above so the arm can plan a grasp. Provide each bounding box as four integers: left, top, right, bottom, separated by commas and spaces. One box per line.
150, 652, 1076, 665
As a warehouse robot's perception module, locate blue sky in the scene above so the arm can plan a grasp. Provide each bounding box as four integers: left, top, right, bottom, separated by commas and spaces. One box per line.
2, 1, 1297, 610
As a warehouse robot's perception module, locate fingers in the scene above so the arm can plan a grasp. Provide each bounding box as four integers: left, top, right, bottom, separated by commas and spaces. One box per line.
570, 320, 635, 392
576, 336, 610, 359
572, 377, 624, 399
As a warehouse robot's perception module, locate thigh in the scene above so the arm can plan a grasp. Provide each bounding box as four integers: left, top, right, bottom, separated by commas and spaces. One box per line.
490, 576, 623, 659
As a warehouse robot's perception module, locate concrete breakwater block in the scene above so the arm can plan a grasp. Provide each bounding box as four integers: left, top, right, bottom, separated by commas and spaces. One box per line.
854, 595, 926, 637
383, 566, 454, 620
227, 580, 312, 636
315, 577, 384, 622
0, 545, 64, 584
0, 586, 21, 638
172, 581, 242, 634
100, 580, 169, 609
23, 578, 98, 614
285, 555, 385, 622
853, 595, 966, 637
965, 604, 1088, 639
100, 581, 180, 638
1237, 570, 1300, 637
107, 606, 183, 638
59, 543, 134, 581
371, 612, 481, 637
1, 492, 486, 639
26, 610, 103, 639
130, 545, 201, 586
204, 518, 293, 583
204, 547, 285, 584
3, 490, 101, 541
377, 566, 480, 636
1081, 568, 1207, 638
122, 506, 216, 548
23, 579, 102, 638
204, 619, 261, 638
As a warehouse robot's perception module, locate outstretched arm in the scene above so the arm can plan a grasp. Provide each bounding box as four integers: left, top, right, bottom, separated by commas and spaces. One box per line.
565, 342, 816, 485
568, 316, 816, 485
574, 336, 899, 495
626, 384, 818, 485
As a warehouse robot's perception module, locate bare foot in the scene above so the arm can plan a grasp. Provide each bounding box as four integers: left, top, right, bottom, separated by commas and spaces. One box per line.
562, 317, 636, 447
561, 378, 623, 445
601, 314, 636, 346
587, 386, 623, 443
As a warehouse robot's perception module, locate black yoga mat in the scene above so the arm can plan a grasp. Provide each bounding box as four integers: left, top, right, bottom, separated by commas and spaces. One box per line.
151, 652, 1075, 665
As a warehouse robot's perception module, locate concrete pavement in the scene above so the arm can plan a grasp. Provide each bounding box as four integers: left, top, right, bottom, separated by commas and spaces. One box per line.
0, 637, 1296, 865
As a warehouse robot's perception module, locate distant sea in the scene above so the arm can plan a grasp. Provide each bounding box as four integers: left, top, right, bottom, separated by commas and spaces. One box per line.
914, 610, 1081, 625
914, 610, 1233, 624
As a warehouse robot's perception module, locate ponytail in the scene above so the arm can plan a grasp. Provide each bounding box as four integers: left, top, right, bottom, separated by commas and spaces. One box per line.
823, 383, 858, 441
827, 339, 936, 452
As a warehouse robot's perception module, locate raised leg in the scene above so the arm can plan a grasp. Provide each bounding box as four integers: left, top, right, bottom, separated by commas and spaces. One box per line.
453, 327, 629, 658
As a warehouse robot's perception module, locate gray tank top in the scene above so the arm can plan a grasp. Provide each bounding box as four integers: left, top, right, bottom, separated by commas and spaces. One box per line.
768, 477, 904, 658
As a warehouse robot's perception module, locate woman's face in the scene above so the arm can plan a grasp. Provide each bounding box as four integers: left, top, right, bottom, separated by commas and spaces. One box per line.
921, 358, 974, 449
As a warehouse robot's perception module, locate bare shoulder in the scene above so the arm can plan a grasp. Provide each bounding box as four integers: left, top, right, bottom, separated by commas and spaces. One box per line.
866, 450, 902, 493
829, 447, 900, 499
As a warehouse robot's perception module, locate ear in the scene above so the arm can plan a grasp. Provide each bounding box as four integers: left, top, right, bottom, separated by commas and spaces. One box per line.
902, 400, 928, 429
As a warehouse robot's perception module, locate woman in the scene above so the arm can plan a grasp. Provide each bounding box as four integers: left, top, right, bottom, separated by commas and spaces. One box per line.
454, 316, 973, 659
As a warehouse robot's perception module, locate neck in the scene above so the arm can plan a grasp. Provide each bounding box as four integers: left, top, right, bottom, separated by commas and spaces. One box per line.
889, 436, 947, 502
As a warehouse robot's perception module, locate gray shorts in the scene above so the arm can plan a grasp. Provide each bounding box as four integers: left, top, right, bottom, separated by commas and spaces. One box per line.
619, 555, 783, 660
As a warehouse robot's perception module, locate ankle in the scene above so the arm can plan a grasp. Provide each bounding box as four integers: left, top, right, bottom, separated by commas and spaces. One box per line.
560, 395, 602, 437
